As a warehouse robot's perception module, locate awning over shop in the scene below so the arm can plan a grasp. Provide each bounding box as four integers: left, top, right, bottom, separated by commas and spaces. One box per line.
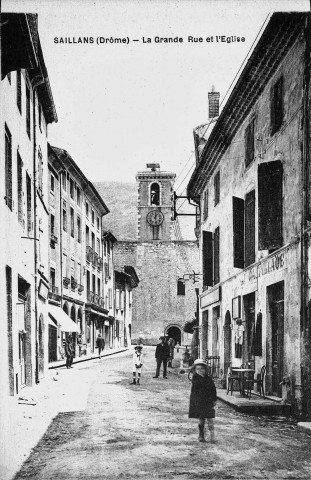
48, 304, 80, 332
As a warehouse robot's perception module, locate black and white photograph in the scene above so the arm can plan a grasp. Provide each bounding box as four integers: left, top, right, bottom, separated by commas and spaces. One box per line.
1, 0, 311, 478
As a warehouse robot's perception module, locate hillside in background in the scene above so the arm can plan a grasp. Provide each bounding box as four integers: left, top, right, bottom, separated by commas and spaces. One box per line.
94, 182, 138, 241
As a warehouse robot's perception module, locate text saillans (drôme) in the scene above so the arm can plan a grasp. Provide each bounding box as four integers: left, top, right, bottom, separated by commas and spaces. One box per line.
53, 36, 246, 45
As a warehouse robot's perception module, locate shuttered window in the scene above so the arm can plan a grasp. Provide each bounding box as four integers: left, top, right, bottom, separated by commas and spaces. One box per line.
26, 82, 31, 139
258, 161, 283, 250
270, 76, 283, 136
214, 171, 220, 206
5, 125, 12, 210
202, 231, 213, 288
116, 289, 120, 309
245, 190, 256, 266
63, 201, 67, 232
203, 189, 208, 220
233, 197, 245, 268
17, 152, 23, 224
245, 118, 255, 167
6, 265, 14, 395
70, 207, 74, 237
26, 173, 32, 234
214, 227, 220, 285
17, 70, 22, 113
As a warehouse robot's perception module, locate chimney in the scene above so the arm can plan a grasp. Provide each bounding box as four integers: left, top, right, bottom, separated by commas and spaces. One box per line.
208, 88, 220, 119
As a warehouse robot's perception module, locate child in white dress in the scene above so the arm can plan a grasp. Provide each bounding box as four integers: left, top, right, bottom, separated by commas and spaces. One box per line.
131, 345, 143, 385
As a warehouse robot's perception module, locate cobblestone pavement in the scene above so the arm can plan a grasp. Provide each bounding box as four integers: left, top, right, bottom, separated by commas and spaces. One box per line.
12, 347, 311, 479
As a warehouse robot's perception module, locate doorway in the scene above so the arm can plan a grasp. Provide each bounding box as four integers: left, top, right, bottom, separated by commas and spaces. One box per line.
166, 326, 181, 344
38, 315, 44, 376
267, 282, 284, 397
243, 292, 255, 363
223, 311, 232, 375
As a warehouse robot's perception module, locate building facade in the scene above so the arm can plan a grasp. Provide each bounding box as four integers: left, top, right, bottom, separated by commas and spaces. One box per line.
187, 13, 311, 418
0, 13, 57, 397
114, 164, 199, 346
115, 266, 139, 348
47, 146, 111, 362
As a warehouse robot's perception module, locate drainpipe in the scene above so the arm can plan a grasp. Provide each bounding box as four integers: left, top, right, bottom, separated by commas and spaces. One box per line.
301, 13, 311, 420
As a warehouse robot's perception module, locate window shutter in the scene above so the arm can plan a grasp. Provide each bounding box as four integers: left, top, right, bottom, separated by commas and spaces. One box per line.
245, 119, 255, 167
5, 126, 12, 210
214, 171, 220, 205
245, 190, 255, 267
202, 231, 213, 287
214, 227, 220, 284
116, 289, 120, 309
258, 161, 283, 250
270, 77, 283, 135
203, 190, 208, 220
233, 197, 244, 268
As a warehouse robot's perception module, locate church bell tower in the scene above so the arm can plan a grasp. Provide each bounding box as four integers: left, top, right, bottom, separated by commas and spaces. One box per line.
136, 163, 176, 242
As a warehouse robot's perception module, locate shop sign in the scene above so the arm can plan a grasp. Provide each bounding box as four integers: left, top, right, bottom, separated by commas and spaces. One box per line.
246, 250, 286, 284
200, 286, 221, 308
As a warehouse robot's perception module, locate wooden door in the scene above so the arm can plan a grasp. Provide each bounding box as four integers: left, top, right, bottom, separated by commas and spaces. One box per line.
48, 324, 57, 362
271, 298, 284, 396
19, 332, 26, 386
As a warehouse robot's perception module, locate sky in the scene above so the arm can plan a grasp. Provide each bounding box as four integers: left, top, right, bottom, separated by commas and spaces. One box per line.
3, 0, 310, 195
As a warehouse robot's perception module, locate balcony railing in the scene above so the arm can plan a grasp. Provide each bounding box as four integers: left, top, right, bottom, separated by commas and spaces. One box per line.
50, 233, 58, 248
97, 257, 103, 271
48, 285, 60, 300
87, 290, 94, 303
99, 297, 105, 309
78, 284, 84, 294
93, 293, 100, 305
63, 277, 70, 288
71, 278, 78, 291
86, 246, 94, 263
93, 252, 99, 268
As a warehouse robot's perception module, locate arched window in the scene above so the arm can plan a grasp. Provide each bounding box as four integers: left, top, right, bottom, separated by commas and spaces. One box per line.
150, 183, 160, 206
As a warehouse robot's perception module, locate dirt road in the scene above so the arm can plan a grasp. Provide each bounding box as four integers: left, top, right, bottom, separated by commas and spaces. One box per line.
13, 347, 311, 479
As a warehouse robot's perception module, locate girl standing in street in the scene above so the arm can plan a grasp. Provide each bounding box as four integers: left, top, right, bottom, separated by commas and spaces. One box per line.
189, 359, 217, 443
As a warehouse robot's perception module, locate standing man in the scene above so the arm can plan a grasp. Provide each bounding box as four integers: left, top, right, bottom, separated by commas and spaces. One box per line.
153, 336, 170, 379
64, 335, 74, 369
96, 333, 105, 359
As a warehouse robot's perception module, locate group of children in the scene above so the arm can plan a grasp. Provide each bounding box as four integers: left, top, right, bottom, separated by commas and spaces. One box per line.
130, 343, 217, 443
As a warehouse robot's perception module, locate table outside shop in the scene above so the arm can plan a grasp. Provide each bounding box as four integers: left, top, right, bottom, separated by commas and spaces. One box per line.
231, 368, 255, 397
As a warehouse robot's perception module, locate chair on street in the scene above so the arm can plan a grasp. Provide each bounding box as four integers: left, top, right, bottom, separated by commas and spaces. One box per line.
245, 365, 266, 399
227, 365, 244, 395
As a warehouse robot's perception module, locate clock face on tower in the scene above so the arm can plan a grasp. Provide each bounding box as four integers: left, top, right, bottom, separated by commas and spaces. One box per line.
147, 210, 164, 226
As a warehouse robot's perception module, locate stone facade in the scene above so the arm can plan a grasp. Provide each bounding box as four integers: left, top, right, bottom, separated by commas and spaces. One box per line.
0, 13, 57, 398
187, 12, 311, 416
48, 146, 111, 361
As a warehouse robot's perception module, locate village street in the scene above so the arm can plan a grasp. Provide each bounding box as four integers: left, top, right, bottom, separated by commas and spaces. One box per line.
7, 348, 311, 480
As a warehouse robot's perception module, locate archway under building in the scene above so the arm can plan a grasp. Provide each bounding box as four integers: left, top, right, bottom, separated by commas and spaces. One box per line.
165, 325, 181, 345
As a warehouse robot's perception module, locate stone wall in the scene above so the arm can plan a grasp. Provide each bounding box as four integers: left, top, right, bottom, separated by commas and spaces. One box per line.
115, 240, 199, 345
